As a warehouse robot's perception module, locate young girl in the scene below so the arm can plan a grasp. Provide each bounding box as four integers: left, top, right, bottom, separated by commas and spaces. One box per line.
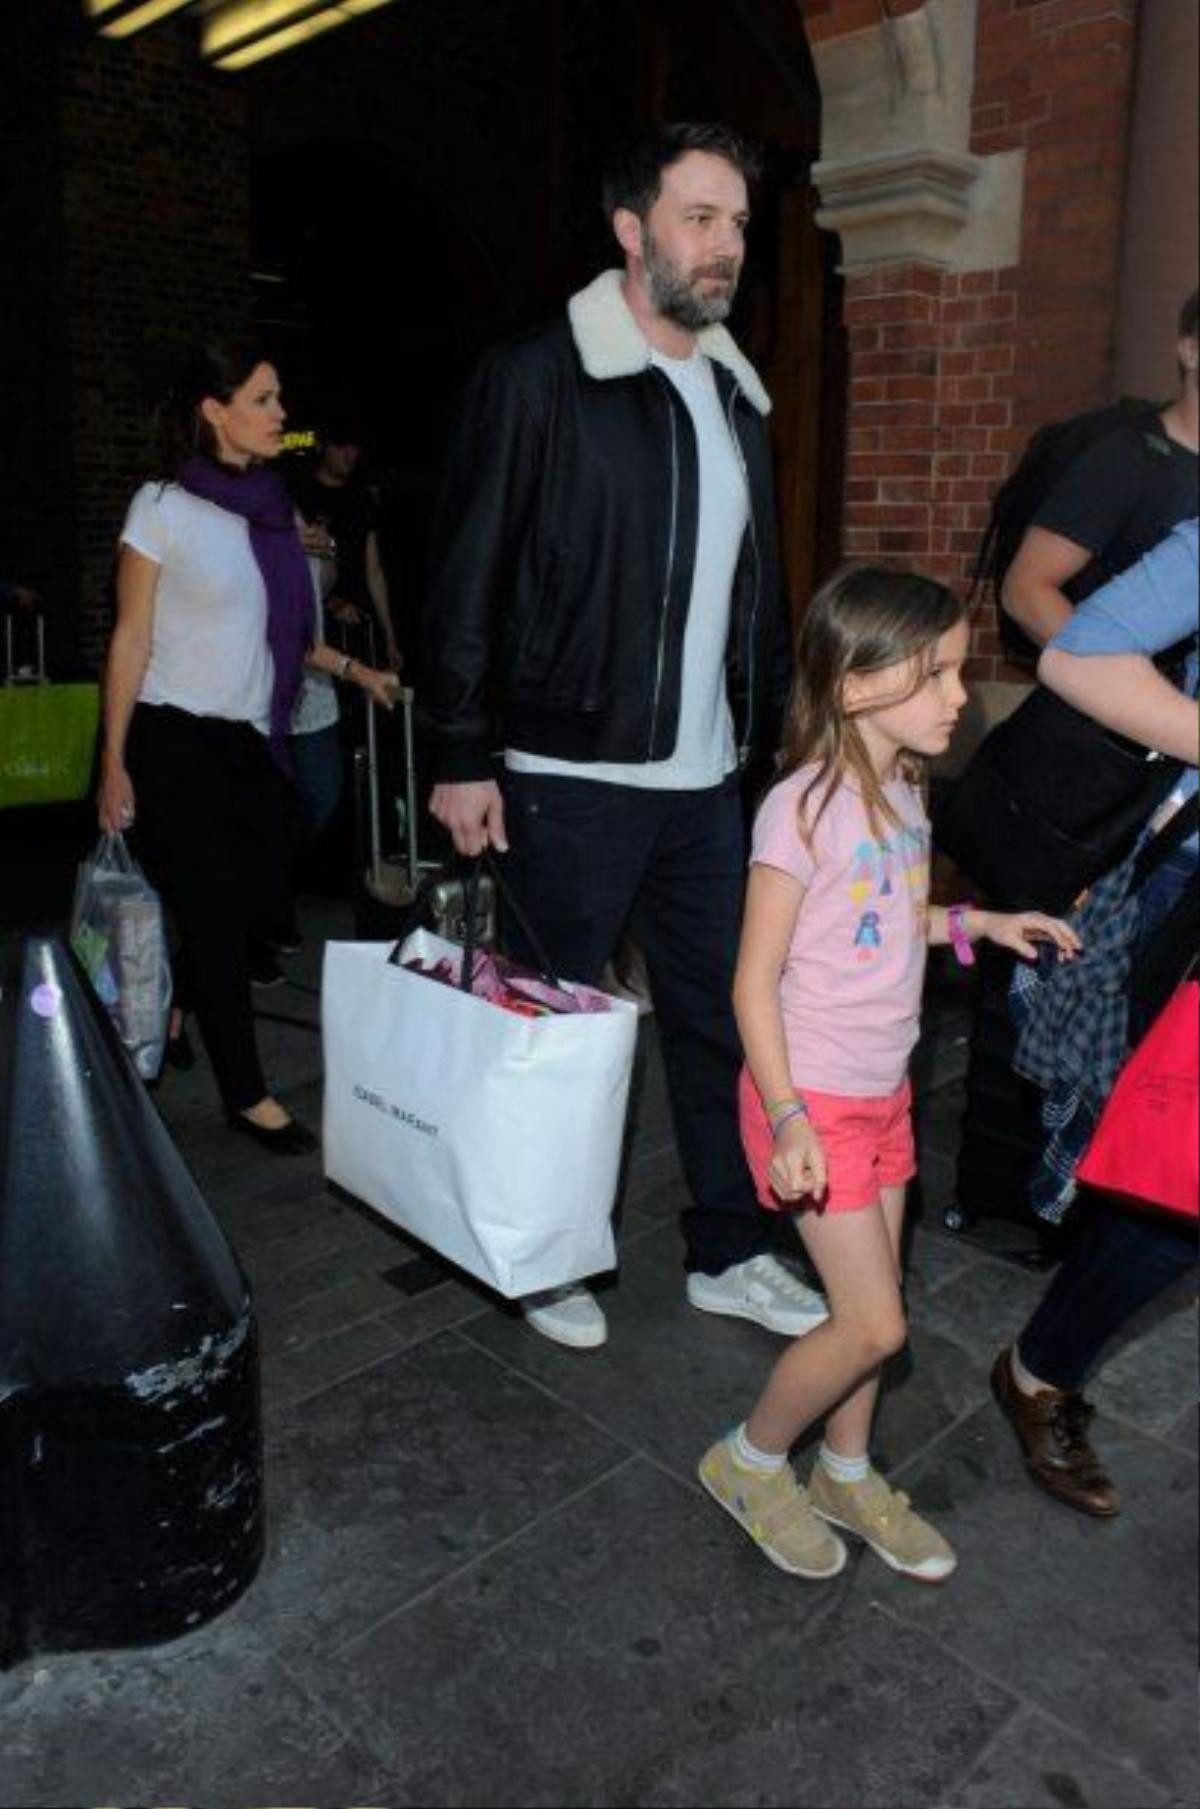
700, 565, 1080, 1582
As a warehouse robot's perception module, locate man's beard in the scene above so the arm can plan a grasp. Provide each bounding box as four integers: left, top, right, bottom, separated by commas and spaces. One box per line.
641, 228, 739, 330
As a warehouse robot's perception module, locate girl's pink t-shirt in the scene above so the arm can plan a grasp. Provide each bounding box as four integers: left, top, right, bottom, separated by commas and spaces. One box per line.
750, 765, 931, 1097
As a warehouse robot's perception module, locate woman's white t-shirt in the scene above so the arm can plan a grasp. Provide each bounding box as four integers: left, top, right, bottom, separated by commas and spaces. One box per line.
121, 482, 274, 733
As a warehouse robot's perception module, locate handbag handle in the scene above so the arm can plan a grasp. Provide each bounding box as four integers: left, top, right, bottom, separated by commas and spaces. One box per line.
459, 853, 560, 994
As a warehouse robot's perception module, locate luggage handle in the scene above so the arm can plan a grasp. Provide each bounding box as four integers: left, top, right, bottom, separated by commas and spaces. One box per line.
459, 854, 560, 994
386, 852, 561, 994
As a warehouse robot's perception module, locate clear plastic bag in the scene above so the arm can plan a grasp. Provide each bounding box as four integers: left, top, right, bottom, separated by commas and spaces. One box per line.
70, 831, 172, 1080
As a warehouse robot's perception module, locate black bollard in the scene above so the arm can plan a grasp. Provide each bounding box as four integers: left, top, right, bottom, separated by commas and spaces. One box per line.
0, 934, 264, 1668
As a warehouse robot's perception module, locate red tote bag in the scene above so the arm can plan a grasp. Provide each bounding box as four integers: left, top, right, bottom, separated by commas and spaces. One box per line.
1076, 979, 1199, 1220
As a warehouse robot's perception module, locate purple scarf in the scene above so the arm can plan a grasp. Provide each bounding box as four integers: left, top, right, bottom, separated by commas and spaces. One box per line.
179, 456, 311, 766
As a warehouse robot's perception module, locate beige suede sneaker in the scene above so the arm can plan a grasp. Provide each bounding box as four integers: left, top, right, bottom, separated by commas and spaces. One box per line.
809, 1464, 957, 1583
699, 1435, 847, 1580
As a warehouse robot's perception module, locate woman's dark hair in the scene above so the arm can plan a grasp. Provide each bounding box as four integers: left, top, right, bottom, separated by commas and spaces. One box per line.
153, 336, 271, 476
1179, 288, 1199, 342
779, 563, 966, 841
601, 122, 761, 223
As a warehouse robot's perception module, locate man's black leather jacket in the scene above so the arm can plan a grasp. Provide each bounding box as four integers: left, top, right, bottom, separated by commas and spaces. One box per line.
422, 270, 792, 782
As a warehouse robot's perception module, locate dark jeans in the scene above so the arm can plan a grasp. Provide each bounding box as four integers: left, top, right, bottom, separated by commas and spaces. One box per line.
128, 704, 296, 1111
1019, 1202, 1196, 1392
1017, 834, 1198, 1391
289, 722, 344, 840
501, 769, 771, 1275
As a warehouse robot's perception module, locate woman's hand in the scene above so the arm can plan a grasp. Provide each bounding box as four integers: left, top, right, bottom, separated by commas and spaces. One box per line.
358, 665, 402, 711
297, 521, 336, 563
980, 909, 1082, 962
768, 1113, 827, 1205
98, 760, 136, 834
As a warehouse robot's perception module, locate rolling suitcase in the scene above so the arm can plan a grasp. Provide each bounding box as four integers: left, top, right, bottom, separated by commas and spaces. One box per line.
348, 670, 496, 950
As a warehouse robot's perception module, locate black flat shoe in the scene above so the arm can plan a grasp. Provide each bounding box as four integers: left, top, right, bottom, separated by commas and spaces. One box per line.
227, 1112, 318, 1155
164, 1027, 196, 1071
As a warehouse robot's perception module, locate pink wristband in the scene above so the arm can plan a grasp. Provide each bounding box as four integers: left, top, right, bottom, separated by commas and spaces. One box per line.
947, 903, 976, 967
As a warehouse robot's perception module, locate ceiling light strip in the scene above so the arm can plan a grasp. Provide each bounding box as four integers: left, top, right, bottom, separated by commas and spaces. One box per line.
85, 0, 194, 37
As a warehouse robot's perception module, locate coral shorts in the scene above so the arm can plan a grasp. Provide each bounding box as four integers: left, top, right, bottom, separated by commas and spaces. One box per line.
738, 1068, 916, 1215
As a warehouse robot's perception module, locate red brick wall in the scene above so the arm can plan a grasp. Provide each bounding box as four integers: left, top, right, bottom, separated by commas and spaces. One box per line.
803, 0, 1139, 680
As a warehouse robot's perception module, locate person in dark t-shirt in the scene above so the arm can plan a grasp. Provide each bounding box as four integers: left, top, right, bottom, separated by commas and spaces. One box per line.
1003, 289, 1199, 646
950, 290, 1199, 1239
289, 421, 402, 671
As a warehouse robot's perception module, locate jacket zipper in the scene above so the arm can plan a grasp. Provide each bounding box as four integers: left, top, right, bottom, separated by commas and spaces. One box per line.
647, 377, 680, 758
726, 385, 760, 765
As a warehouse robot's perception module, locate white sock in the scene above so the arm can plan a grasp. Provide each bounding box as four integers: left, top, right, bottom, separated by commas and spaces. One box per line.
731, 1423, 787, 1474
819, 1443, 870, 1484
1011, 1344, 1054, 1398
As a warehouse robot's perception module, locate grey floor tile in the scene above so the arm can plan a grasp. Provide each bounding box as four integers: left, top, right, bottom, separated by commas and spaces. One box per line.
943, 1703, 1169, 1808
904, 1219, 987, 1308
916, 1253, 1052, 1363
459, 1222, 789, 1482
238, 1330, 629, 1663
872, 1323, 989, 1477
1166, 1399, 1198, 1453
0, 1620, 392, 1809
259, 1310, 409, 1412
861, 1407, 1199, 1799
1090, 1298, 1198, 1440
313, 1459, 1014, 1808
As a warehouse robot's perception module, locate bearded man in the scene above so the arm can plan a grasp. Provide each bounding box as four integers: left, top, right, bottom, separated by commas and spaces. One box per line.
422, 121, 825, 1350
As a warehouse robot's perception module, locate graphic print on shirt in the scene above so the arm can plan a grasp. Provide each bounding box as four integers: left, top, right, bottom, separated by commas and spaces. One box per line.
851, 823, 929, 962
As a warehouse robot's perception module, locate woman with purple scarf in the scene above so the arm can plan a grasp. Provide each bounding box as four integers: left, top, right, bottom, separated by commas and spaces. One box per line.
98, 338, 398, 1152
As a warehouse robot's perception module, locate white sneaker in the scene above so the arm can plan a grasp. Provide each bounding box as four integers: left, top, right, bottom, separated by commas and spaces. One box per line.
521, 1285, 608, 1350
687, 1254, 829, 1337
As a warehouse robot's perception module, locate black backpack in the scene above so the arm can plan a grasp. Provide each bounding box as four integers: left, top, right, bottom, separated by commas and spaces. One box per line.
969, 398, 1173, 666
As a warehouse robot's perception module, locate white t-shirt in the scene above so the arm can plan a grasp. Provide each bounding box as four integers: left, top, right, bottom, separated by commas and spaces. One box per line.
289, 558, 339, 738
121, 482, 274, 733
507, 347, 748, 790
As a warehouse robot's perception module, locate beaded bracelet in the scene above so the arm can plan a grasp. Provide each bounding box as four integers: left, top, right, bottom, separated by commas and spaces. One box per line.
771, 1103, 810, 1139
947, 902, 977, 968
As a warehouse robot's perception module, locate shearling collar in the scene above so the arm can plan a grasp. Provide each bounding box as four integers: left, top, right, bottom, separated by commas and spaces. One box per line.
567, 268, 771, 417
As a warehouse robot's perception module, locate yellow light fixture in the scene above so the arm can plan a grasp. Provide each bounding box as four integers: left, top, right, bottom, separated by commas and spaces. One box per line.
84, 0, 194, 36
201, 0, 397, 70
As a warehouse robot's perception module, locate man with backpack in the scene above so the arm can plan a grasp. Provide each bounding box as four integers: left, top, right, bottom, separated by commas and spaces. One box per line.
936, 290, 1198, 1233
1001, 288, 1198, 652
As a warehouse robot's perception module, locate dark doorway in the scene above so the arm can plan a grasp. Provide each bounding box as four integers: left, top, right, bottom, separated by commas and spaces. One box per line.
246, 0, 845, 625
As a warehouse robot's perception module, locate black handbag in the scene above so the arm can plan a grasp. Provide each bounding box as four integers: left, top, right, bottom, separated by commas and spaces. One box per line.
933, 686, 1180, 913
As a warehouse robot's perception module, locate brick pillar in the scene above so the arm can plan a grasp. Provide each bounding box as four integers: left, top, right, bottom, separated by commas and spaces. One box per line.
802, 0, 1139, 681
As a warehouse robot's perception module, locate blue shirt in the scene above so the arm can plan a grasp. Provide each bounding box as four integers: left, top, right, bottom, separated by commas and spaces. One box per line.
1048, 518, 1199, 811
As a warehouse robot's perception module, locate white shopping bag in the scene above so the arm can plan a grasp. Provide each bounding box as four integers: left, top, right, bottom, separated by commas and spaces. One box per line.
321, 929, 638, 1297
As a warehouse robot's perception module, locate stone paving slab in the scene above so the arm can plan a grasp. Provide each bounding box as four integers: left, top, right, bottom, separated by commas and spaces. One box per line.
231, 1331, 631, 1666
297, 1458, 1015, 1809
0, 1619, 395, 1809
860, 1407, 1200, 1803
941, 1702, 1170, 1809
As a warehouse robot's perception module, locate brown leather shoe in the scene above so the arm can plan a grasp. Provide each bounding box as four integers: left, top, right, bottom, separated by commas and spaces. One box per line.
991, 1348, 1119, 1517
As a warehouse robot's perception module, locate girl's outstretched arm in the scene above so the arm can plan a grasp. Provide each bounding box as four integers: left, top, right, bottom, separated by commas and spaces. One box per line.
928, 905, 1082, 962
733, 864, 827, 1200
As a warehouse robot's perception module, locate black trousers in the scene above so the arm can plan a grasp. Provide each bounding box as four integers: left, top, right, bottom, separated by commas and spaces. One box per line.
501, 769, 773, 1275
128, 704, 296, 1112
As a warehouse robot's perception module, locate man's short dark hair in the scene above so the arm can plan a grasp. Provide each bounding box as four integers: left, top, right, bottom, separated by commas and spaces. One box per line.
601, 122, 761, 222
1179, 289, 1199, 341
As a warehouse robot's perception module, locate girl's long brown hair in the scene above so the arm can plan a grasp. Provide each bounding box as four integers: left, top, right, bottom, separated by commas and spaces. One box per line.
779, 563, 966, 842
